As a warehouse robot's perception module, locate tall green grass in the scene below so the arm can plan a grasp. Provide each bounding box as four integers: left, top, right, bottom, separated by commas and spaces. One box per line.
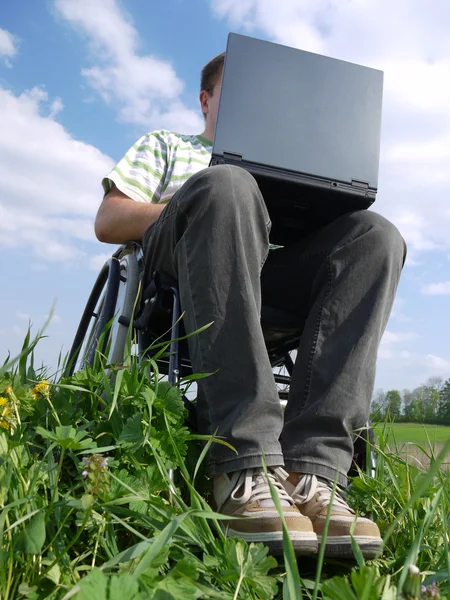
0, 330, 448, 599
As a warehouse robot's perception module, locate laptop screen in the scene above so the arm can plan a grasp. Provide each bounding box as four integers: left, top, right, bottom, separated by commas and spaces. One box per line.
213, 33, 383, 192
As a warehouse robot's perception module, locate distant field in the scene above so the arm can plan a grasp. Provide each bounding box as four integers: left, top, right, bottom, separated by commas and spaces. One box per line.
375, 423, 450, 445
372, 423, 450, 469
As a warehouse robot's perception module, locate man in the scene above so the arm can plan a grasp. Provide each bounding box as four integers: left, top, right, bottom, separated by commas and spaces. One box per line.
95, 52, 406, 557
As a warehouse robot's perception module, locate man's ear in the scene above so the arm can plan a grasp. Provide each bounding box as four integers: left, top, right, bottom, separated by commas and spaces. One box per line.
199, 89, 210, 116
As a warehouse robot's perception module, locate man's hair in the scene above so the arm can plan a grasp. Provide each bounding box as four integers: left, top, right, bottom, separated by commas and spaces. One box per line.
200, 52, 225, 95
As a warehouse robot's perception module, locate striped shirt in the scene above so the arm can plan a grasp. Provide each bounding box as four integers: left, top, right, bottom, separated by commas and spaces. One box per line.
102, 130, 213, 204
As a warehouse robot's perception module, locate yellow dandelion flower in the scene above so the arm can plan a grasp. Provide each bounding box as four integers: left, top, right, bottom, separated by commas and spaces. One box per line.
1, 406, 11, 418
0, 397, 8, 407
5, 387, 13, 396
32, 380, 50, 400
0, 419, 9, 430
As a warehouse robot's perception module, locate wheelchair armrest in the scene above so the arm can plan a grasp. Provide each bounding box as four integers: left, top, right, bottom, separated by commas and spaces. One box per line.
111, 241, 143, 259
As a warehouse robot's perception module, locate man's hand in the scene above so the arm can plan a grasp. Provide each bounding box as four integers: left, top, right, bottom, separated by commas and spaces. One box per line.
95, 185, 166, 244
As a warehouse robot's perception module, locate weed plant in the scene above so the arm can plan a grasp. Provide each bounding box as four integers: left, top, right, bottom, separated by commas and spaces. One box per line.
0, 330, 449, 599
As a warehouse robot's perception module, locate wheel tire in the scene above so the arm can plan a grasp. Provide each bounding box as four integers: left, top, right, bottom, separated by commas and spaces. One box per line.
65, 257, 121, 376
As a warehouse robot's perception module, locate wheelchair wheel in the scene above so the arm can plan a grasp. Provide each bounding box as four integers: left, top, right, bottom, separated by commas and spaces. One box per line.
65, 250, 140, 376
108, 251, 140, 364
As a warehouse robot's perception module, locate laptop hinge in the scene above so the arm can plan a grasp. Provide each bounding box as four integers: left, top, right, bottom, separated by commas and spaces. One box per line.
351, 179, 369, 189
223, 151, 243, 161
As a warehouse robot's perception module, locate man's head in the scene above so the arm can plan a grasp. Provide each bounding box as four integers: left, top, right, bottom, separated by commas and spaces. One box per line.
199, 52, 225, 140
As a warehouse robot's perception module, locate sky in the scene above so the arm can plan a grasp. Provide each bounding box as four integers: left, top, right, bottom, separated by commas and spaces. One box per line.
1, 0, 449, 393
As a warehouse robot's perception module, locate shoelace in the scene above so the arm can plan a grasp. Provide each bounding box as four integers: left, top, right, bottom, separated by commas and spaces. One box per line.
229, 467, 293, 506
292, 474, 354, 514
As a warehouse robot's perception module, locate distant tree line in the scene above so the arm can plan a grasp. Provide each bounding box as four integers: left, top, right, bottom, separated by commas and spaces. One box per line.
371, 377, 450, 425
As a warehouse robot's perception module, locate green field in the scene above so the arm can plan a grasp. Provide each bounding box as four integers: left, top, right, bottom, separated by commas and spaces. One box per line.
375, 422, 450, 445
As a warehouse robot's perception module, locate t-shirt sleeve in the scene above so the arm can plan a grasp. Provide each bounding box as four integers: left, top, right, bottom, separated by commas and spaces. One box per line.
102, 132, 167, 203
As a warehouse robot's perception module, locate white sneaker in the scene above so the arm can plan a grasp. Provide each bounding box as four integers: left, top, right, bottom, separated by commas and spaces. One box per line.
214, 467, 318, 555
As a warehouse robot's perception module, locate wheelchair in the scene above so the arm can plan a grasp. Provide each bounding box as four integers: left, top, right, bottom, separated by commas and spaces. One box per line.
66, 241, 376, 480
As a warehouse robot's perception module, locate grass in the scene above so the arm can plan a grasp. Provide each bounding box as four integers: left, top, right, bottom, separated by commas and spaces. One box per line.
385, 423, 450, 445
0, 329, 449, 599
374, 422, 450, 471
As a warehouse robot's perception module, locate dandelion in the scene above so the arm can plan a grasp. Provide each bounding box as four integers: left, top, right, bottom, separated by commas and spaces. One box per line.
0, 401, 14, 431
0, 397, 8, 407
32, 380, 50, 400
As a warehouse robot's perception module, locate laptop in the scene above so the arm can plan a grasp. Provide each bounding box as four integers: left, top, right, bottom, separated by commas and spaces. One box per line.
210, 33, 384, 236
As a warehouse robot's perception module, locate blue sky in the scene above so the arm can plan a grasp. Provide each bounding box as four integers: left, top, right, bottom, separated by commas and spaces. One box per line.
1, 0, 449, 393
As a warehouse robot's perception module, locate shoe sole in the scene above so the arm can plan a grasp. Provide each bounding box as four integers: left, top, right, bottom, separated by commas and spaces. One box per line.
225, 528, 318, 556
317, 535, 383, 558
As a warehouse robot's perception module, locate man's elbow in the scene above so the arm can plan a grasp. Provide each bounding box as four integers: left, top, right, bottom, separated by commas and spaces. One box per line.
94, 212, 112, 243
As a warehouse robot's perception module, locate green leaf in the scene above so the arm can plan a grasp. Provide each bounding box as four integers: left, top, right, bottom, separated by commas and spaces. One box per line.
108, 573, 143, 600
118, 413, 144, 447
14, 511, 46, 555
0, 431, 8, 456
262, 459, 302, 600
223, 540, 278, 600
155, 382, 185, 419
350, 566, 383, 600
74, 568, 144, 600
180, 371, 216, 382
17, 582, 39, 598
109, 368, 125, 419
321, 576, 358, 600
35, 425, 96, 450
43, 560, 61, 585
19, 327, 31, 384
81, 494, 95, 510
75, 568, 107, 599
132, 513, 190, 581
153, 574, 199, 600
0, 460, 13, 505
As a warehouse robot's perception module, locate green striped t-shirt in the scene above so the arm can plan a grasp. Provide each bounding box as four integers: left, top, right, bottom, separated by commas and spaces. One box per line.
102, 129, 213, 204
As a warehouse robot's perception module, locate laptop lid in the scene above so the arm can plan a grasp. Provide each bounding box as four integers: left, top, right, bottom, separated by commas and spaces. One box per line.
212, 33, 384, 197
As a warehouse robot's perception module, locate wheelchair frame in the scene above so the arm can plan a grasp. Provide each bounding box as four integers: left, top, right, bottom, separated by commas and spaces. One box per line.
66, 242, 376, 479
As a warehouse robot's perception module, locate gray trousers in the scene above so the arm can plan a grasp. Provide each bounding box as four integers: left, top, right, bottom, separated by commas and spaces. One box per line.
142, 165, 406, 485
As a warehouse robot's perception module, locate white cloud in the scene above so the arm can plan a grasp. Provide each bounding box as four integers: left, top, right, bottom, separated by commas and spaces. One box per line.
16, 310, 61, 325
426, 354, 450, 372
377, 346, 450, 389
53, 0, 204, 132
16, 311, 31, 321
378, 330, 419, 359
376, 324, 450, 387
49, 97, 64, 118
210, 0, 450, 256
12, 325, 24, 337
422, 281, 450, 296
0, 86, 113, 262
0, 29, 18, 65
89, 252, 113, 272
389, 296, 411, 323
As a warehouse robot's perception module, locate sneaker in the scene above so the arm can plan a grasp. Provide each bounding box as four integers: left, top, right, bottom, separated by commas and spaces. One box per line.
214, 467, 318, 555
283, 473, 383, 558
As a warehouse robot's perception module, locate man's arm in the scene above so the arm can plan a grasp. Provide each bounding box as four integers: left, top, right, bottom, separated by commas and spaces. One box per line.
94, 185, 166, 244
